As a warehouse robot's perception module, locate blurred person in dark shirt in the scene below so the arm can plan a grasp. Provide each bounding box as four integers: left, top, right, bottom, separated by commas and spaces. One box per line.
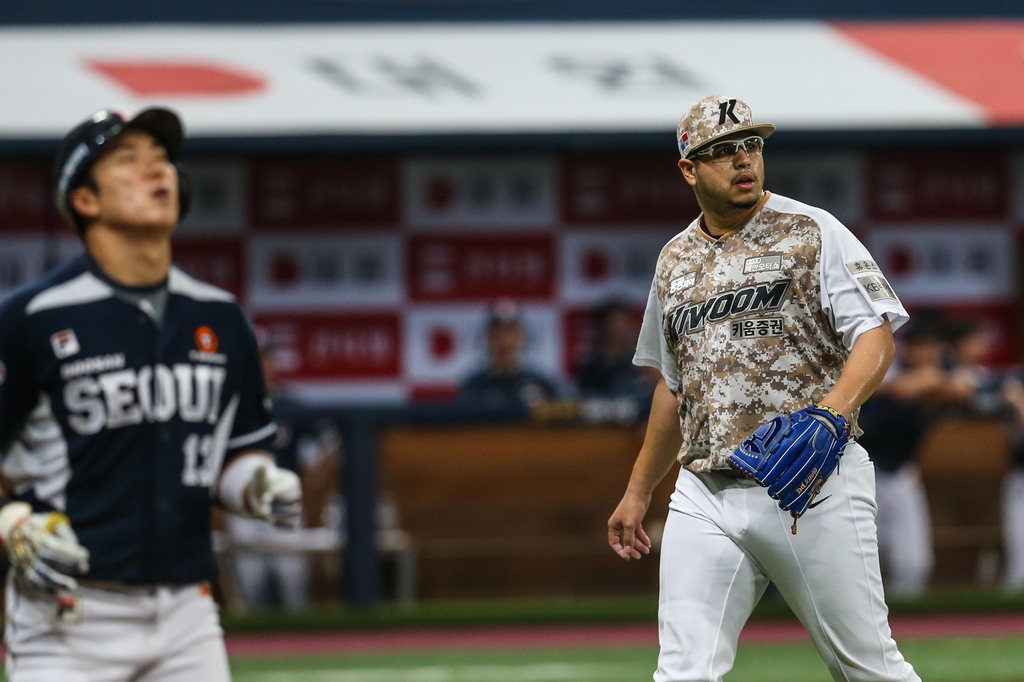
948, 320, 1005, 416
947, 319, 1024, 592
576, 300, 659, 405
460, 299, 559, 408
1000, 374, 1024, 591
859, 317, 969, 597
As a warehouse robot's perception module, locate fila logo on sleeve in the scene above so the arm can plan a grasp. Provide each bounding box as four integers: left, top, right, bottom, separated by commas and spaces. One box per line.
51, 329, 81, 359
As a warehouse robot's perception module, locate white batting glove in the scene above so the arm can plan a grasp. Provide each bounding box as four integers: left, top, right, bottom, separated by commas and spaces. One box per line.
0, 502, 90, 597
244, 464, 302, 530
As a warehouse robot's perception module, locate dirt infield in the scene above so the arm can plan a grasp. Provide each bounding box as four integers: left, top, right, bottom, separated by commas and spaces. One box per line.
224, 613, 1024, 658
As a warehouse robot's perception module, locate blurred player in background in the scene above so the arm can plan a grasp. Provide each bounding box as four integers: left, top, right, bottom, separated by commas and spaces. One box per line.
0, 108, 301, 681
608, 95, 920, 681
459, 298, 558, 408
944, 319, 1024, 592
575, 300, 658, 407
859, 318, 964, 596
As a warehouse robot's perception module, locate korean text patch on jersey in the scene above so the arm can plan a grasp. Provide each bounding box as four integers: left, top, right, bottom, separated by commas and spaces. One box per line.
742, 255, 782, 274
669, 272, 697, 294
730, 317, 784, 340
856, 274, 897, 302
845, 259, 881, 275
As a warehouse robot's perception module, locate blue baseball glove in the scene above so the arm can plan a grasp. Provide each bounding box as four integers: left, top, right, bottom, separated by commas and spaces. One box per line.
727, 405, 850, 534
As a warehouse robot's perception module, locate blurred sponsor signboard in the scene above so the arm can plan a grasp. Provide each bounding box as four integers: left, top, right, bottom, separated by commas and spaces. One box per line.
559, 230, 674, 305
255, 312, 402, 379
867, 153, 1009, 220
248, 233, 403, 310
0, 163, 59, 232
0, 22, 1009, 139
249, 159, 399, 228
403, 158, 557, 229
868, 226, 1015, 303
408, 235, 555, 301
561, 155, 699, 225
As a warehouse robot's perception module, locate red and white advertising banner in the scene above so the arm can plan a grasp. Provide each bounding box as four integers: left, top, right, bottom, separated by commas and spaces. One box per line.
561, 155, 699, 225
402, 157, 558, 229
866, 152, 1009, 221
766, 153, 863, 225
405, 304, 563, 387
176, 161, 247, 235
255, 312, 402, 380
248, 159, 400, 228
1, 22, 1011, 139
248, 233, 403, 310
172, 237, 246, 300
0, 163, 58, 232
559, 230, 675, 305
408, 235, 555, 301
868, 226, 1016, 304
0, 237, 82, 297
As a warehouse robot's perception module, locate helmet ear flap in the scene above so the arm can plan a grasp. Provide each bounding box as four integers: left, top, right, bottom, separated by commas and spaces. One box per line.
176, 163, 191, 222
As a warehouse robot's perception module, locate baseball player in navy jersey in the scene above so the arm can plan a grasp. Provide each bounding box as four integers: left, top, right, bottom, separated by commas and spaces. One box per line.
0, 108, 302, 681
607, 96, 921, 681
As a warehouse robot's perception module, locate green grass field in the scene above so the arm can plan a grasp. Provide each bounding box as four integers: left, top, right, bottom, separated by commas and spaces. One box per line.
229, 637, 1024, 682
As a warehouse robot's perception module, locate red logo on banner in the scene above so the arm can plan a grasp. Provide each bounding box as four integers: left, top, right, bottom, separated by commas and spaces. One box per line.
255, 314, 401, 379
86, 60, 266, 97
172, 238, 245, 300
249, 160, 400, 228
408, 235, 555, 301
866, 153, 1009, 220
562, 155, 700, 224
429, 327, 457, 361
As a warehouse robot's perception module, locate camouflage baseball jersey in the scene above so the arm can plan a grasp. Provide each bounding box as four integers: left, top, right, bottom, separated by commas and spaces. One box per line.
634, 192, 909, 472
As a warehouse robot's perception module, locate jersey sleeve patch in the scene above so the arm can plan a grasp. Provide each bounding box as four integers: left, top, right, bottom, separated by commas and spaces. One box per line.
856, 274, 897, 302
844, 259, 881, 275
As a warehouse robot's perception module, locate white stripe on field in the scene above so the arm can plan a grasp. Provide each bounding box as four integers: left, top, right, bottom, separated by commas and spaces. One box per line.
243, 662, 641, 682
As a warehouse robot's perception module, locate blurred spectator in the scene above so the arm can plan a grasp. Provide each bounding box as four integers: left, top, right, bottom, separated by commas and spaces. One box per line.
859, 318, 967, 597
224, 328, 311, 610
460, 299, 559, 408
1000, 375, 1024, 591
947, 320, 1004, 416
944, 319, 1024, 591
576, 300, 658, 405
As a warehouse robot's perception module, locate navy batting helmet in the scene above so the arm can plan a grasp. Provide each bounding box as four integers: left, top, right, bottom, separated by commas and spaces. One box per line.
53, 107, 190, 233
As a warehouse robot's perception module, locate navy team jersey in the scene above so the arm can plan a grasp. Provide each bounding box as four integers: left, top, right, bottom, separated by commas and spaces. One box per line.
0, 255, 274, 585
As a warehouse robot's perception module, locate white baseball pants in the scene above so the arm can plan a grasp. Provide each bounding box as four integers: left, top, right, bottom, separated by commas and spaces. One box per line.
1002, 468, 1024, 591
5, 581, 231, 682
655, 443, 920, 682
874, 463, 934, 597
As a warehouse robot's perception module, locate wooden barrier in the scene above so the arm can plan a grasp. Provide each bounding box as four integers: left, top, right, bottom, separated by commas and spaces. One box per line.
379, 424, 675, 599
916, 419, 1011, 588
379, 418, 1016, 598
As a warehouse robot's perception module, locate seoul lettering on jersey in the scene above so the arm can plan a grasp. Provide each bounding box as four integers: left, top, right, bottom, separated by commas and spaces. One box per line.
0, 256, 275, 584
63, 362, 227, 434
